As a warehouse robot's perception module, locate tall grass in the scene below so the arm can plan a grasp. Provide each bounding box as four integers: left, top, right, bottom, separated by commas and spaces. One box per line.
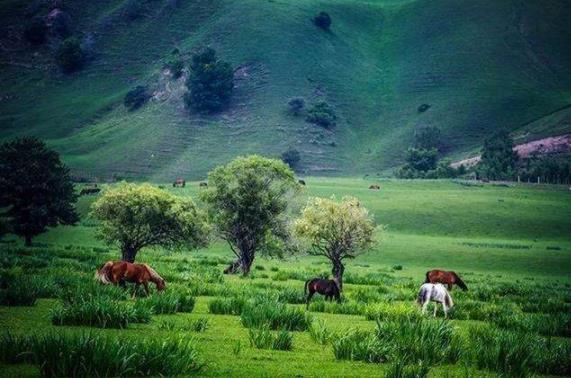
385, 361, 430, 378
0, 276, 38, 306
139, 292, 195, 314
248, 327, 293, 351
0, 331, 203, 376
365, 302, 422, 322
208, 297, 246, 315
308, 320, 331, 345
241, 301, 312, 331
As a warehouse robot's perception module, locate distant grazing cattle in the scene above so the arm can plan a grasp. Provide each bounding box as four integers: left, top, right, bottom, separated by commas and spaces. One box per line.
369, 184, 380, 190
199, 182, 208, 187
80, 187, 101, 196
298, 179, 306, 186
173, 178, 185, 188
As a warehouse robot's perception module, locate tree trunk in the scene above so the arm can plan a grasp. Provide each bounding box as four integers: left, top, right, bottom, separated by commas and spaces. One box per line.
239, 250, 254, 276
332, 260, 345, 291
24, 235, 32, 247
121, 246, 137, 263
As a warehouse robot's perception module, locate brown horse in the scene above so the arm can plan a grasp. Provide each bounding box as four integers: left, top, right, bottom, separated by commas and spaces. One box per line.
304, 278, 341, 308
425, 269, 467, 291
96, 261, 165, 298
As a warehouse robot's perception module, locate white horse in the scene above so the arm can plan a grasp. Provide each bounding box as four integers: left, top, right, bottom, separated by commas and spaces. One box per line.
417, 283, 454, 318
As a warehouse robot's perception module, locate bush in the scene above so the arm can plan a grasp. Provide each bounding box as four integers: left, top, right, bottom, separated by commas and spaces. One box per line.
241, 301, 312, 331
287, 97, 305, 115
124, 85, 150, 111
313, 12, 332, 30
184, 48, 233, 113
24, 17, 47, 44
208, 296, 246, 315
0, 331, 203, 376
306, 102, 337, 129
56, 37, 84, 73
281, 148, 301, 170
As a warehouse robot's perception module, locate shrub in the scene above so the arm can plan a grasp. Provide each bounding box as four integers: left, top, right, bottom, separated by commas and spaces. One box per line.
281, 148, 301, 170
56, 37, 84, 73
241, 301, 312, 331
287, 97, 305, 115
208, 296, 246, 315
313, 12, 332, 30
24, 16, 47, 44
306, 102, 337, 128
124, 85, 150, 111
309, 320, 331, 345
0, 331, 203, 376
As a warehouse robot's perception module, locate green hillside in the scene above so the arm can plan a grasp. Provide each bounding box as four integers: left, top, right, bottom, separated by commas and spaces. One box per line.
1, 0, 570, 179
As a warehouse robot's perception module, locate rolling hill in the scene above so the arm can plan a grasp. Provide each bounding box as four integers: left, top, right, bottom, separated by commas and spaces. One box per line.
0, 0, 570, 180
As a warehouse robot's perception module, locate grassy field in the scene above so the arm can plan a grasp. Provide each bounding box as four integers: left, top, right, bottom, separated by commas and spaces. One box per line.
1, 178, 570, 377
1, 0, 570, 179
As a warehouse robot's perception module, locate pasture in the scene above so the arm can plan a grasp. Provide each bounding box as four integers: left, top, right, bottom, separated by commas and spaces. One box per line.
1, 178, 571, 377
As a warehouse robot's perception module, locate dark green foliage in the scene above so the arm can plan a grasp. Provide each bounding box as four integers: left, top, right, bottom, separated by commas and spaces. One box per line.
281, 148, 301, 170
405, 148, 438, 172
24, 17, 47, 44
306, 101, 337, 128
184, 48, 234, 113
519, 154, 571, 184
413, 126, 441, 150
313, 12, 332, 30
56, 37, 84, 73
478, 129, 518, 180
124, 85, 150, 111
168, 59, 185, 79
0, 277, 38, 306
0, 137, 78, 246
0, 331, 203, 376
287, 97, 305, 115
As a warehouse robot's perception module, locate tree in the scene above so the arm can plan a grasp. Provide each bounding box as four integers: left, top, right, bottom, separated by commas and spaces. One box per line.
413, 126, 441, 150
124, 86, 150, 111
287, 97, 305, 116
306, 101, 337, 129
56, 37, 84, 73
294, 196, 376, 290
0, 137, 78, 246
313, 12, 332, 30
24, 16, 47, 45
184, 48, 234, 113
281, 148, 301, 170
404, 147, 438, 172
91, 183, 209, 262
201, 156, 300, 275
478, 129, 518, 180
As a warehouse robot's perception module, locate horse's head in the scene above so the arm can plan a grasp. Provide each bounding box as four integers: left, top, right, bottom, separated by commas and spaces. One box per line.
156, 278, 166, 292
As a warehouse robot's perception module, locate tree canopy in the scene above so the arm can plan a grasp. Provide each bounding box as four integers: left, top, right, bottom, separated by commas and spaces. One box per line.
294, 196, 376, 289
91, 183, 209, 262
201, 155, 300, 275
0, 137, 78, 246
478, 129, 518, 180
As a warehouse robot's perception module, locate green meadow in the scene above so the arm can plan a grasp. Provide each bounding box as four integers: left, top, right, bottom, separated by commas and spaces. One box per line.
1, 178, 570, 377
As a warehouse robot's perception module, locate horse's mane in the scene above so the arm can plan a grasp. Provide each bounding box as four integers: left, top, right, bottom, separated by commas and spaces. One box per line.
96, 261, 114, 284
143, 264, 163, 283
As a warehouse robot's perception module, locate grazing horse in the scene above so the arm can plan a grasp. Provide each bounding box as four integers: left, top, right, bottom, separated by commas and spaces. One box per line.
417, 283, 454, 318
96, 261, 165, 298
425, 269, 468, 291
304, 278, 340, 308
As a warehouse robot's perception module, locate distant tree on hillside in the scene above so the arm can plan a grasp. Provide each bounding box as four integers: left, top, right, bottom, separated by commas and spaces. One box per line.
313, 12, 332, 30
405, 147, 438, 172
0, 137, 78, 246
413, 126, 441, 151
56, 37, 84, 73
24, 17, 47, 45
306, 101, 337, 129
184, 48, 234, 113
477, 129, 518, 180
287, 97, 305, 116
281, 148, 301, 170
124, 86, 150, 111
91, 183, 209, 262
294, 196, 376, 290
201, 156, 300, 275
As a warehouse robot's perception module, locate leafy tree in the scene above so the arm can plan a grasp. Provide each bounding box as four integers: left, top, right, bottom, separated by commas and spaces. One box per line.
287, 97, 305, 116
404, 148, 438, 172
306, 101, 337, 129
56, 37, 84, 73
478, 129, 518, 180
281, 148, 301, 170
0, 137, 78, 246
201, 156, 300, 275
91, 183, 209, 262
313, 12, 332, 30
184, 48, 234, 113
413, 126, 441, 150
294, 196, 376, 290
124, 86, 150, 111
24, 16, 47, 45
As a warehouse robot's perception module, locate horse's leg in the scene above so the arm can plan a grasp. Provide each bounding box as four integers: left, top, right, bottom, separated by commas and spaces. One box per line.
143, 281, 150, 296
132, 283, 139, 299
433, 302, 438, 317
421, 301, 428, 315
448, 283, 452, 291
306, 291, 315, 309
443, 304, 448, 318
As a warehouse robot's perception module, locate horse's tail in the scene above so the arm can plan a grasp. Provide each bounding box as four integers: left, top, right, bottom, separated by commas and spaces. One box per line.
444, 289, 454, 308
304, 279, 311, 295
143, 264, 165, 288
96, 261, 114, 285
417, 285, 428, 305
453, 273, 468, 291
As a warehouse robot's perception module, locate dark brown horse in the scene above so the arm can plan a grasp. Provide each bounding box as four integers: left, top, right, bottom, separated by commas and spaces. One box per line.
304, 278, 341, 308
425, 269, 467, 291
96, 261, 165, 298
